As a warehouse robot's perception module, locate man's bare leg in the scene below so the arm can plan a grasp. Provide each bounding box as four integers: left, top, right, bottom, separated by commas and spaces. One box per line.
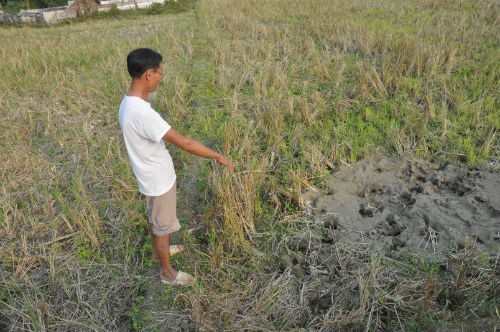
152, 232, 178, 282
149, 224, 160, 262
150, 225, 183, 262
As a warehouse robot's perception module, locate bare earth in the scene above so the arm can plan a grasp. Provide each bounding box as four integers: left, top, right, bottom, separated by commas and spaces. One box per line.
303, 157, 500, 258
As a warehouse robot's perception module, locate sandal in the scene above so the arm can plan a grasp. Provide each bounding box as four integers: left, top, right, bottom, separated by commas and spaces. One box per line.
161, 271, 195, 286
169, 245, 184, 256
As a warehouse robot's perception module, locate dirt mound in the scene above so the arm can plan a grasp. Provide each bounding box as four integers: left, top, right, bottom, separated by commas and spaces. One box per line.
303, 157, 500, 257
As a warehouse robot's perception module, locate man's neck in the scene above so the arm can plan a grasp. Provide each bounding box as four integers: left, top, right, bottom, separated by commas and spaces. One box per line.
127, 80, 149, 101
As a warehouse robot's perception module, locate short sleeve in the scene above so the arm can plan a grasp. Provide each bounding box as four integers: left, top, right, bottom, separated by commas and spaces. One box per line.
139, 108, 171, 143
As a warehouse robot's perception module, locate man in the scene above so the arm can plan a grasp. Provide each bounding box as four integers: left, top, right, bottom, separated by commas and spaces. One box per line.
119, 48, 233, 286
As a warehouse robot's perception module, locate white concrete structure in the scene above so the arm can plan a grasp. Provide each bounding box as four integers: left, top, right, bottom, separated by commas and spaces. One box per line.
0, 0, 168, 24
0, 6, 72, 24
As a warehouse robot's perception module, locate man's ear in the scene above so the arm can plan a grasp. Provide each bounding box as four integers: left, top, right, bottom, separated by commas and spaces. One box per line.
142, 69, 152, 81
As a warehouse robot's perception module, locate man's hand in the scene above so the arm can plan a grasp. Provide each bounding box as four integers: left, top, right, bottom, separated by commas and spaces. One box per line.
215, 154, 233, 173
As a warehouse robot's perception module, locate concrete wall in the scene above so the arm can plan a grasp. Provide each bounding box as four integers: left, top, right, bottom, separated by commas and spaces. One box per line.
0, 7, 74, 24
100, 0, 166, 5
99, 0, 165, 11
0, 0, 167, 24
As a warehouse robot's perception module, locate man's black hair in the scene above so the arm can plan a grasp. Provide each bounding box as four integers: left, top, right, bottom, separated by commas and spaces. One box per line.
127, 48, 163, 79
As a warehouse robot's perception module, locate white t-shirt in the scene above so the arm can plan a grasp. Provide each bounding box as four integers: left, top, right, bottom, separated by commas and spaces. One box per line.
119, 95, 176, 196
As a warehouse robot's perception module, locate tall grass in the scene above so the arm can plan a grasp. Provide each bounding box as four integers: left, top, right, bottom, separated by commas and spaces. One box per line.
0, 0, 498, 330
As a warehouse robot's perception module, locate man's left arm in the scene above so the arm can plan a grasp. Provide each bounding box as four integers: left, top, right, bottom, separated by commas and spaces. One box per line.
163, 128, 233, 173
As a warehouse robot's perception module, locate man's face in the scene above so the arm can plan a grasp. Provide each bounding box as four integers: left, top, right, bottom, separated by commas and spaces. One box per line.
148, 64, 163, 92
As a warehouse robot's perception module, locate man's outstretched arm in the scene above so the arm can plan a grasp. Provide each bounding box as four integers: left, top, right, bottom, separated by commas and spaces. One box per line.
163, 128, 233, 173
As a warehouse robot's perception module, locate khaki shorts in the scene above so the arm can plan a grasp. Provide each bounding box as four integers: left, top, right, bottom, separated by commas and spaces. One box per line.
145, 182, 180, 236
